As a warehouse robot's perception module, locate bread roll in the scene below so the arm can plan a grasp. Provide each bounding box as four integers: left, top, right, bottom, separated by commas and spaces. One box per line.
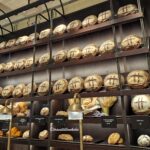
58, 134, 73, 141
6, 39, 16, 48
67, 20, 82, 32
67, 47, 82, 60
84, 74, 103, 91
82, 15, 97, 28
53, 50, 67, 63
131, 95, 150, 115
39, 29, 52, 39
39, 130, 48, 140
37, 81, 49, 96
99, 40, 115, 55
0, 41, 6, 49
121, 35, 142, 51
127, 70, 149, 89
68, 76, 84, 93
117, 4, 138, 17
2, 85, 14, 98
104, 73, 125, 90
98, 10, 112, 23
53, 24, 66, 36
40, 107, 49, 116
15, 36, 29, 45
53, 79, 68, 94
28, 33, 39, 42
82, 44, 98, 58
38, 53, 50, 65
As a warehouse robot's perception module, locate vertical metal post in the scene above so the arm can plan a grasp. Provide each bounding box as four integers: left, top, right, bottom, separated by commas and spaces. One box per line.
110, 0, 130, 148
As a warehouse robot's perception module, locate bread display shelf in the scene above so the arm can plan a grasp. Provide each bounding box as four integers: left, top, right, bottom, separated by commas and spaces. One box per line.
0, 13, 143, 55
0, 137, 49, 146
0, 47, 148, 78
0, 137, 29, 145
51, 13, 143, 42
50, 140, 127, 150
1, 88, 150, 103
51, 116, 123, 124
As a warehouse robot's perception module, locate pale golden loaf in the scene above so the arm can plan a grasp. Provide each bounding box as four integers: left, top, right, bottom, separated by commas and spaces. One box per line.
67, 20, 82, 32
82, 15, 97, 28
53, 79, 68, 94
82, 44, 99, 58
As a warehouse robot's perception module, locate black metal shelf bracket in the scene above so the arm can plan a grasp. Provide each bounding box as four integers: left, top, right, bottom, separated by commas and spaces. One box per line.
52, 0, 66, 19
0, 9, 13, 36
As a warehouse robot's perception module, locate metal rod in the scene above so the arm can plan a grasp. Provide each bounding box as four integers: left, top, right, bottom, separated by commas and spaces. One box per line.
79, 119, 83, 150
59, 0, 65, 15
38, 13, 49, 22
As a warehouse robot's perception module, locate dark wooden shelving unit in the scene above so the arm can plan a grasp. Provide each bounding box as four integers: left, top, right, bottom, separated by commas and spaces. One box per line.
0, 0, 150, 150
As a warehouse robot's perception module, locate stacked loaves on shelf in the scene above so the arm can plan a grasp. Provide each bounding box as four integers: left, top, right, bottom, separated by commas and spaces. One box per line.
0, 4, 139, 51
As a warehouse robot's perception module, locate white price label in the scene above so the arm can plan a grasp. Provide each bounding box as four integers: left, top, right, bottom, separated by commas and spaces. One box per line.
0, 114, 12, 120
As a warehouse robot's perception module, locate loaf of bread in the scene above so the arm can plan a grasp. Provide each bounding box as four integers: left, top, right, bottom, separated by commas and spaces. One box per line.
14, 59, 26, 70
67, 47, 82, 60
99, 40, 115, 55
53, 50, 67, 63
2, 85, 14, 98
37, 81, 49, 96
0, 63, 5, 73
121, 35, 142, 51
15, 36, 29, 45
6, 39, 16, 48
82, 15, 97, 28
0, 41, 6, 49
23, 83, 37, 97
84, 74, 103, 91
28, 32, 39, 42
39, 29, 52, 39
56, 111, 68, 117
83, 135, 94, 142
22, 130, 30, 139
117, 4, 138, 17
82, 44, 98, 58
38, 53, 50, 65
137, 135, 150, 147
127, 70, 149, 89
108, 132, 122, 145
131, 95, 150, 115
68, 76, 84, 93
58, 134, 73, 141
40, 107, 49, 116
98, 10, 112, 23
53, 24, 67, 36
67, 20, 82, 32
12, 83, 26, 98
5, 61, 16, 72
53, 79, 68, 94
104, 73, 125, 90
39, 130, 48, 140
24, 57, 38, 68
